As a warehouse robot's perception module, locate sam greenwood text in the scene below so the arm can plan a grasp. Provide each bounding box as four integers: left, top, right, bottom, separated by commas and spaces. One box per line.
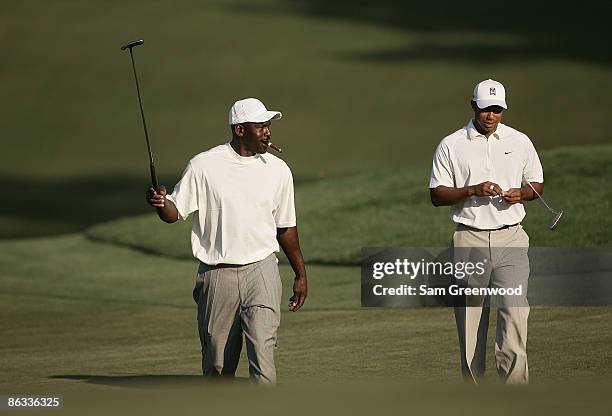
372, 285, 524, 296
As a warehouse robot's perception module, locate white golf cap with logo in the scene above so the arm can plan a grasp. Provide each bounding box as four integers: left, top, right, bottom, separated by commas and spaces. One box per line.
229, 98, 282, 125
473, 79, 508, 109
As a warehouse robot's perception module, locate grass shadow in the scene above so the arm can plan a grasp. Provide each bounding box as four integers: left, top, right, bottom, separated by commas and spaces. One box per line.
49, 374, 249, 389
234, 0, 611, 65
0, 173, 344, 240
0, 174, 152, 239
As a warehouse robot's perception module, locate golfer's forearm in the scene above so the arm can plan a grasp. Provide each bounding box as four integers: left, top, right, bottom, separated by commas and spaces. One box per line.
430, 186, 472, 206
520, 183, 544, 202
286, 253, 307, 280
277, 227, 307, 279
156, 200, 179, 223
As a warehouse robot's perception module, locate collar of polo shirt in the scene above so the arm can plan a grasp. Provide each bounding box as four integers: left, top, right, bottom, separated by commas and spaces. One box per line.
467, 119, 506, 140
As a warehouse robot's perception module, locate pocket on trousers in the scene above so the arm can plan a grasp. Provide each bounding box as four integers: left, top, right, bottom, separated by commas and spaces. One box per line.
193, 273, 205, 304
255, 267, 281, 327
521, 228, 530, 247
248, 305, 280, 329
516, 226, 530, 248
194, 262, 213, 304
206, 269, 221, 335
194, 269, 218, 335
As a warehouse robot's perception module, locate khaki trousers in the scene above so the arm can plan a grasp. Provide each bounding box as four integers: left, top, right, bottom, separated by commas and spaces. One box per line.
192, 253, 282, 384
453, 224, 530, 384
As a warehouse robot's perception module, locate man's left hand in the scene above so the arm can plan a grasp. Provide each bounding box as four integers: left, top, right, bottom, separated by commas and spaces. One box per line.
289, 276, 307, 312
502, 188, 522, 204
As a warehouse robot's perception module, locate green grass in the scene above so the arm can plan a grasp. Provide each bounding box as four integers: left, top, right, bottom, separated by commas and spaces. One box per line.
0, 234, 611, 415
86, 144, 612, 264
1, 0, 610, 183
15, 382, 612, 416
1, 0, 610, 240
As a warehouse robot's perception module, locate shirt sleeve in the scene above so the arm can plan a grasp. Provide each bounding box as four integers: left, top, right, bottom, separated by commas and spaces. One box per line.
429, 140, 455, 188
522, 136, 544, 183
274, 165, 297, 228
166, 161, 201, 220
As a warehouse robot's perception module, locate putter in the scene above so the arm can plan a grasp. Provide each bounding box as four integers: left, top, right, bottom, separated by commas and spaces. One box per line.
524, 179, 564, 230
121, 39, 159, 191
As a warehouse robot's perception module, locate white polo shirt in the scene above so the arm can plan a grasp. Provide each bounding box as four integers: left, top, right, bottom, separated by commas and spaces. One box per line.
429, 120, 544, 230
166, 143, 296, 265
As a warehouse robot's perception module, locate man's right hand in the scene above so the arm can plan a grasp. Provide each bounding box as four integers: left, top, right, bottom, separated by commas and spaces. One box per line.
146, 185, 179, 223
468, 181, 503, 197
146, 185, 167, 208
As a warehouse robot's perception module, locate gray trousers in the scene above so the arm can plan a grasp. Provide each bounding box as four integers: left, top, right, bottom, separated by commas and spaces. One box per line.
453, 224, 530, 384
192, 253, 282, 384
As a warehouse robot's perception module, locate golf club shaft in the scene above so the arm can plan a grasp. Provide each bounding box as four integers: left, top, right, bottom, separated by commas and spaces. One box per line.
525, 181, 556, 213
128, 48, 159, 191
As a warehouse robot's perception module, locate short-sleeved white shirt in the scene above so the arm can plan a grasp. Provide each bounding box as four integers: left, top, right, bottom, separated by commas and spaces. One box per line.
166, 143, 296, 265
429, 120, 544, 230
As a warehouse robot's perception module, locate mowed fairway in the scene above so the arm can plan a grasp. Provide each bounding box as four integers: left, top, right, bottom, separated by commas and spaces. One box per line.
2, 146, 612, 414
86, 144, 612, 262
1, 235, 611, 415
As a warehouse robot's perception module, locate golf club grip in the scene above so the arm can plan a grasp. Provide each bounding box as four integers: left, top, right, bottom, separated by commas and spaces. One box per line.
121, 39, 144, 50
150, 163, 159, 192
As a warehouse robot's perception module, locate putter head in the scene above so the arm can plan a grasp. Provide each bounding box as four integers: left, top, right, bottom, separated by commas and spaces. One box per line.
549, 210, 564, 231
121, 39, 144, 50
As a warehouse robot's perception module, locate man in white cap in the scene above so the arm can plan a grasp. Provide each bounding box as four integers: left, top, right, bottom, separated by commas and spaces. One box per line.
146, 98, 308, 384
429, 80, 544, 384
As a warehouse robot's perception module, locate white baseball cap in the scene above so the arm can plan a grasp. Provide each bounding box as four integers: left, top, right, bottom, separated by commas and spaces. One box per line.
472, 79, 507, 109
229, 98, 282, 125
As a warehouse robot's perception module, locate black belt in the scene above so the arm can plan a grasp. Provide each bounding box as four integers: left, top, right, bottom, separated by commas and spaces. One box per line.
460, 223, 519, 232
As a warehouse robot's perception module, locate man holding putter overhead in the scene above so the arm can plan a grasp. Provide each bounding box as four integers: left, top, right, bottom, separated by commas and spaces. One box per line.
429, 80, 544, 384
146, 98, 308, 384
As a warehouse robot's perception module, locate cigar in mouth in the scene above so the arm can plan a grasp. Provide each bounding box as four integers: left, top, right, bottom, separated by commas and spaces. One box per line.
268, 142, 282, 153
